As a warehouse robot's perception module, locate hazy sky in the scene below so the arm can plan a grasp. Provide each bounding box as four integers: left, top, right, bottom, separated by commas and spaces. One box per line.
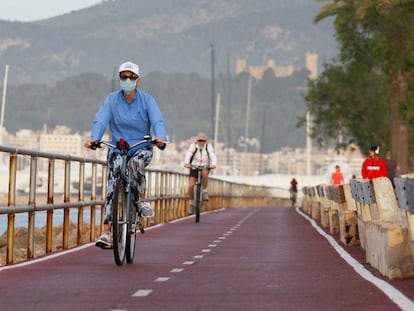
0, 0, 101, 22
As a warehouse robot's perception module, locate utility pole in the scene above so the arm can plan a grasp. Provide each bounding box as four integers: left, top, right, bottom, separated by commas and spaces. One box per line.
244, 74, 252, 153
259, 110, 266, 175
211, 44, 215, 140
226, 53, 231, 166
214, 93, 220, 148
306, 110, 311, 176
305, 52, 318, 176
1, 64, 9, 146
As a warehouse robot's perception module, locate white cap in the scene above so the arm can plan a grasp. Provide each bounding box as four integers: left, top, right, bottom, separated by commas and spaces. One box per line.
119, 61, 140, 77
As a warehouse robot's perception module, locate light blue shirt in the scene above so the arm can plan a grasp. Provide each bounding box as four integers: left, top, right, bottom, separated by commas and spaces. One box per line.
90, 89, 167, 155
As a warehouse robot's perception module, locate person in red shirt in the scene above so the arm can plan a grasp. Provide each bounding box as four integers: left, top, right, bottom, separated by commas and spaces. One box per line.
361, 145, 388, 180
330, 165, 344, 185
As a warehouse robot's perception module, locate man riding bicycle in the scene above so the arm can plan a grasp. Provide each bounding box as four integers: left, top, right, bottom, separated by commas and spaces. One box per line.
184, 133, 217, 214
84, 61, 167, 248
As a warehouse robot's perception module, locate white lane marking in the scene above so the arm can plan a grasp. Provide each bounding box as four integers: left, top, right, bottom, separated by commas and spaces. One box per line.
296, 207, 414, 311
208, 244, 217, 247
170, 268, 184, 273
0, 209, 230, 271
193, 255, 203, 258
132, 289, 152, 297
155, 277, 170, 282
213, 240, 222, 243
218, 237, 226, 240
183, 261, 195, 265
201, 249, 211, 253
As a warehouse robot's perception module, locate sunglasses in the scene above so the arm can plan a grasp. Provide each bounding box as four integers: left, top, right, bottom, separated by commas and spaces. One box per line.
197, 139, 206, 142
119, 74, 139, 81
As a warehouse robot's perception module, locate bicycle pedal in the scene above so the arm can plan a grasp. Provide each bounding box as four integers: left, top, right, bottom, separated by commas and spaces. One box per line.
140, 228, 145, 234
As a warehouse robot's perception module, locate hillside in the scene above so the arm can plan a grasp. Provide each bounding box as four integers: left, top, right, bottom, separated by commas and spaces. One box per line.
0, 0, 337, 153
3, 69, 310, 153
0, 0, 336, 85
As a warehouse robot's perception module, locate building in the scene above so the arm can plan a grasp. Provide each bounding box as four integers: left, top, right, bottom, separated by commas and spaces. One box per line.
2, 124, 364, 179
38, 126, 82, 156
235, 59, 295, 80
306, 52, 318, 80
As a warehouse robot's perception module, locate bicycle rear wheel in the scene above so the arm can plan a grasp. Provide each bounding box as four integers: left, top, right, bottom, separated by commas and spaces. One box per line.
112, 179, 127, 266
126, 196, 138, 264
195, 183, 202, 223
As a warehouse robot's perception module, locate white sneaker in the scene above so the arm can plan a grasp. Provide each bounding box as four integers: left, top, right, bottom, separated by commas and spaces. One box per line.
95, 231, 113, 249
202, 190, 209, 201
139, 199, 154, 217
188, 201, 196, 215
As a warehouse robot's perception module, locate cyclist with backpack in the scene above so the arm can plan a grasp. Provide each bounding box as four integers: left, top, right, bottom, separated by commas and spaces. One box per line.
184, 133, 217, 214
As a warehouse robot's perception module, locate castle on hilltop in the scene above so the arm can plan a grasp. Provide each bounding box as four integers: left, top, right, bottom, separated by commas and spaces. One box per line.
236, 52, 318, 80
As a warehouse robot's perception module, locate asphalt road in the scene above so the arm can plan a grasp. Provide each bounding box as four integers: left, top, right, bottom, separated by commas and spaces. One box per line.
0, 206, 413, 311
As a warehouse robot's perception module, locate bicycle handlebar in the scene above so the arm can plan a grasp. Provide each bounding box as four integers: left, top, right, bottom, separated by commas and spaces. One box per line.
89, 135, 167, 151
188, 165, 211, 170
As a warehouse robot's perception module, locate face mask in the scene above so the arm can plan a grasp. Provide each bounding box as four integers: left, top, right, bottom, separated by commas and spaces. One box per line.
120, 79, 136, 94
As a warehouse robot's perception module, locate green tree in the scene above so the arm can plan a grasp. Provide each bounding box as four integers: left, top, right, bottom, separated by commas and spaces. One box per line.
304, 62, 388, 151
312, 0, 414, 172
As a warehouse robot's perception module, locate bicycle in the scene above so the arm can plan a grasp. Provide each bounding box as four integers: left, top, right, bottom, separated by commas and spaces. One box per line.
190, 165, 209, 223
289, 189, 297, 207
90, 135, 159, 265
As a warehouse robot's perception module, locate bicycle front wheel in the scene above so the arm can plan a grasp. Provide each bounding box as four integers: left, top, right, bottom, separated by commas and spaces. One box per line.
112, 179, 128, 266
195, 183, 202, 223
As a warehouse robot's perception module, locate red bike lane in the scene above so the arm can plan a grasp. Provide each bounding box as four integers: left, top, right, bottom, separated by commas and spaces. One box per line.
0, 206, 413, 311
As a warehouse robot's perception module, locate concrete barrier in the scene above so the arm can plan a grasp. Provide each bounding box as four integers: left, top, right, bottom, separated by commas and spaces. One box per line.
339, 184, 359, 246
350, 179, 375, 250
394, 177, 414, 272
365, 220, 414, 279
310, 186, 321, 221
317, 185, 330, 228
325, 185, 343, 234
303, 177, 414, 279
366, 178, 414, 279
304, 186, 317, 215
301, 186, 311, 214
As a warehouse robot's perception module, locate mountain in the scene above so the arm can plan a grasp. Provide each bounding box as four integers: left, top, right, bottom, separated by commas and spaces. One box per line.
0, 0, 338, 153
0, 0, 336, 85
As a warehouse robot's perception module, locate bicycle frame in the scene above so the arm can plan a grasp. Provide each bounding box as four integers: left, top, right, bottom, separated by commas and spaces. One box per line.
191, 165, 209, 223
91, 135, 155, 265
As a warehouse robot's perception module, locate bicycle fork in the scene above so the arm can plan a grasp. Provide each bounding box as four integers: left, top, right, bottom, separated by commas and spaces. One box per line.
129, 176, 146, 234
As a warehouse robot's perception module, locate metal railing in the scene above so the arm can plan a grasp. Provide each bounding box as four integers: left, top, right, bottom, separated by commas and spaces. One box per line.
0, 145, 287, 266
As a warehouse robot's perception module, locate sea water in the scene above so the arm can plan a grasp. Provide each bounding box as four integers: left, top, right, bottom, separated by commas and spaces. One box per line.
0, 208, 102, 236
